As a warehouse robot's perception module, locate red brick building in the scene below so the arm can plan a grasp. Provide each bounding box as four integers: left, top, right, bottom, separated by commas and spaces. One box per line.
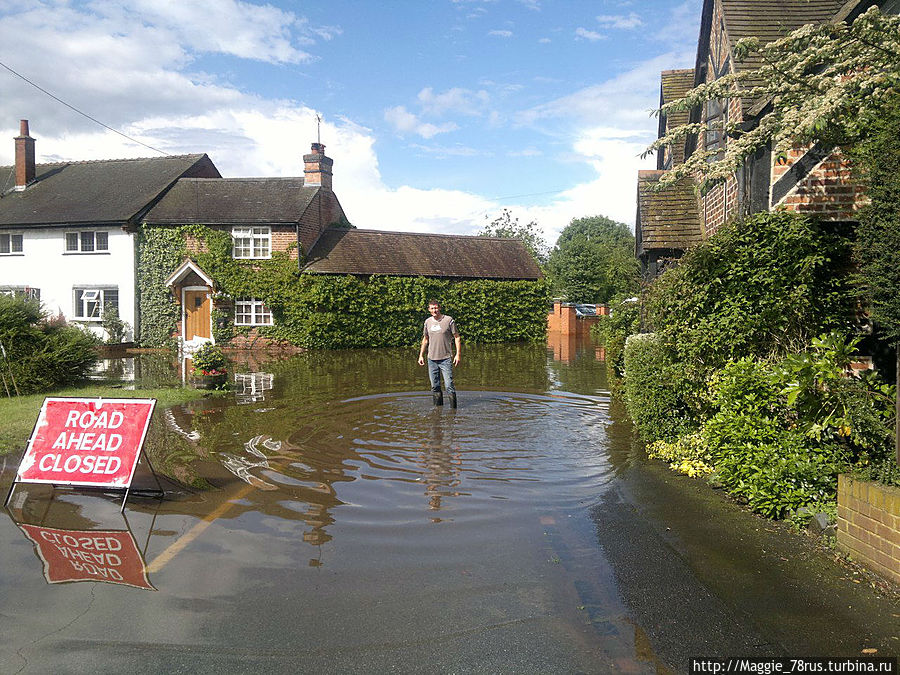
636, 0, 897, 276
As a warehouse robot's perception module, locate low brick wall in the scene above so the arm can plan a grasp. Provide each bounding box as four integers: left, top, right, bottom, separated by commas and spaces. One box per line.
836, 474, 900, 585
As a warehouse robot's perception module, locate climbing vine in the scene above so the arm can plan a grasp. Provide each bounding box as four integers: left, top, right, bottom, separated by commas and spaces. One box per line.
137, 224, 550, 349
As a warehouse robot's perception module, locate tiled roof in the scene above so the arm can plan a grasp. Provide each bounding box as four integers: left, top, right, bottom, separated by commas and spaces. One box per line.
659, 69, 695, 167
144, 177, 319, 224
636, 170, 703, 255
0, 154, 218, 226
303, 228, 543, 280
718, 0, 847, 117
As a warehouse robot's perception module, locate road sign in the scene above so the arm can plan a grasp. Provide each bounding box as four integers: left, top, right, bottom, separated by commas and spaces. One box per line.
15, 398, 156, 489
18, 523, 156, 590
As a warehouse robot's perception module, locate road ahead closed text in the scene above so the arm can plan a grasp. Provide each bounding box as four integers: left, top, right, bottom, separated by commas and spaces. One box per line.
16, 398, 155, 488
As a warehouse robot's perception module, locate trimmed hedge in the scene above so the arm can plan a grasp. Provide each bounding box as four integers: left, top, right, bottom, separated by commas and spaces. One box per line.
623, 332, 697, 442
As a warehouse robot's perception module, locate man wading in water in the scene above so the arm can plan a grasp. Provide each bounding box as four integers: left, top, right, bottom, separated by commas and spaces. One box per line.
417, 299, 461, 407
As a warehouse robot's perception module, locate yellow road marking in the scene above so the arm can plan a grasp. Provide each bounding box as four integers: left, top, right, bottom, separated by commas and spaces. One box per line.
146, 483, 256, 574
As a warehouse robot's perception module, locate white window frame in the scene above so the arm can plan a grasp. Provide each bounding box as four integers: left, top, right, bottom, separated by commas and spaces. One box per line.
0, 233, 23, 255
234, 298, 273, 326
232, 226, 271, 259
65, 230, 109, 254
73, 286, 118, 321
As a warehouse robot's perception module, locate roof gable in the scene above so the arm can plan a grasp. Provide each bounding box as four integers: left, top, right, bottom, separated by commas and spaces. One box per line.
695, 0, 846, 119
636, 171, 703, 255
144, 177, 319, 225
0, 154, 219, 227
303, 229, 543, 280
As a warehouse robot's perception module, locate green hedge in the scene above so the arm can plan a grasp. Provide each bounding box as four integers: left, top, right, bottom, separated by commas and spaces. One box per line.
137, 224, 550, 349
646, 210, 858, 368
622, 332, 697, 442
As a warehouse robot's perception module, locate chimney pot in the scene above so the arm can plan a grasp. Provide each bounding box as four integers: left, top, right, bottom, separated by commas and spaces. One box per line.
14, 118, 36, 189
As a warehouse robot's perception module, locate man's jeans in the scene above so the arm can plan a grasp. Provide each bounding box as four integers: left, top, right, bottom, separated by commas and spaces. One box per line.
427, 358, 455, 394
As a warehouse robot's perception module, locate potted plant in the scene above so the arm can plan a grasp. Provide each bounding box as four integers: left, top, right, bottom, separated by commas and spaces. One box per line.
191, 343, 228, 388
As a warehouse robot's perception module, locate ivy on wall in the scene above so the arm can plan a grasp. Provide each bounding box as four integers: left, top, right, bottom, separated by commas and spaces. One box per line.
137, 223, 550, 349
136, 225, 188, 347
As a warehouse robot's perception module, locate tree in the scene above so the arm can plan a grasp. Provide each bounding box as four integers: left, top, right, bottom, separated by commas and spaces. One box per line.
850, 93, 900, 465
645, 7, 900, 193
547, 215, 639, 304
644, 6, 900, 464
478, 208, 549, 265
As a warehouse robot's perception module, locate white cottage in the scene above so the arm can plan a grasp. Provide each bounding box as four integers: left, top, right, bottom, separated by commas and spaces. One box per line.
0, 120, 220, 341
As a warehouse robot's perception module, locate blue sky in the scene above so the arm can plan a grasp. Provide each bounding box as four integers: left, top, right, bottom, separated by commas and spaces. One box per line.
0, 0, 702, 245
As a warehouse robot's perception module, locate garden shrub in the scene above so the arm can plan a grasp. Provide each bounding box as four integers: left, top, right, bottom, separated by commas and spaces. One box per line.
592, 294, 640, 379
622, 332, 698, 442
648, 336, 896, 519
0, 295, 99, 394
646, 210, 859, 370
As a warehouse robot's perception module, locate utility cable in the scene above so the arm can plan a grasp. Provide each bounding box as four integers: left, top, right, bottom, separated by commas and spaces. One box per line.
0, 59, 170, 156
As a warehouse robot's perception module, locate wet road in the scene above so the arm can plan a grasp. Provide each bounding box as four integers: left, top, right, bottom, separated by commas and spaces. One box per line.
0, 339, 896, 674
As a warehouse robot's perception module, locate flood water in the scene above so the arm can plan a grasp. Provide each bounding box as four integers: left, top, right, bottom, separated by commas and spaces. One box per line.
0, 338, 897, 674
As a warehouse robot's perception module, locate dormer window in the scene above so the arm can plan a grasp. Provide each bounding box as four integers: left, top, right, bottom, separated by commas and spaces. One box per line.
0, 233, 23, 255
65, 230, 108, 253
232, 227, 271, 259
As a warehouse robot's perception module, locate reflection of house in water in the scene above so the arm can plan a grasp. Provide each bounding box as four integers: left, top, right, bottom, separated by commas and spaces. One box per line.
234, 372, 275, 405
90, 357, 136, 382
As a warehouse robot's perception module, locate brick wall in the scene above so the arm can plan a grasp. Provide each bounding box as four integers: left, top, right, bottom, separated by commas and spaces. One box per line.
700, 175, 740, 237
298, 190, 345, 255
547, 302, 604, 337
836, 474, 900, 586
772, 148, 866, 220
226, 328, 302, 352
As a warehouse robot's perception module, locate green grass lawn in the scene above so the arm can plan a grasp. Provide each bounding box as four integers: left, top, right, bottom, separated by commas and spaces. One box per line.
0, 385, 211, 456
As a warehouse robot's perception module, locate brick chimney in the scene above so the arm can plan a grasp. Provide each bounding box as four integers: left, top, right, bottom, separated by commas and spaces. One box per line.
15, 120, 36, 189
303, 142, 333, 190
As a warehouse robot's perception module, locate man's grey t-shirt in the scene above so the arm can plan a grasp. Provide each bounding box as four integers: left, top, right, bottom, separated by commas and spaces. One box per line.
423, 315, 458, 361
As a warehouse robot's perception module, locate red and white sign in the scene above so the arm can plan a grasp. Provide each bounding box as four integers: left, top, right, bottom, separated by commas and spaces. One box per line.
19, 524, 156, 590
16, 398, 156, 488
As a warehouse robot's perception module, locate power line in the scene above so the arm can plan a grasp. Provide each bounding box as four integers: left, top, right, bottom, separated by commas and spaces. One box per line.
0, 59, 170, 156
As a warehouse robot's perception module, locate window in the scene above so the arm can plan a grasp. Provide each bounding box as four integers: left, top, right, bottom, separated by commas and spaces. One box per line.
0, 286, 39, 301
65, 230, 109, 253
73, 287, 118, 321
0, 233, 23, 255
232, 227, 271, 259
703, 99, 726, 161
234, 299, 273, 326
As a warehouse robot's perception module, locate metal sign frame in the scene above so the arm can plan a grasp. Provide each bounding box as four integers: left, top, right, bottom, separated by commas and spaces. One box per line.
4, 397, 162, 512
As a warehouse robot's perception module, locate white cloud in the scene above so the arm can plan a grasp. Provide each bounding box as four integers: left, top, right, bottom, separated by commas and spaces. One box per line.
595, 12, 644, 30
488, 29, 513, 37
538, 37, 551, 44
384, 106, 459, 139
410, 143, 484, 157
416, 87, 490, 117
575, 27, 605, 41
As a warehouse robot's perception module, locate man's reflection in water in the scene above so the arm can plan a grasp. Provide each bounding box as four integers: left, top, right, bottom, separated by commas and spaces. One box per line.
419, 408, 462, 521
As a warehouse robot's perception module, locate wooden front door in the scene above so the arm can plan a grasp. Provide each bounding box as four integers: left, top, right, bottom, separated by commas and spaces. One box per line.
184, 290, 211, 340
